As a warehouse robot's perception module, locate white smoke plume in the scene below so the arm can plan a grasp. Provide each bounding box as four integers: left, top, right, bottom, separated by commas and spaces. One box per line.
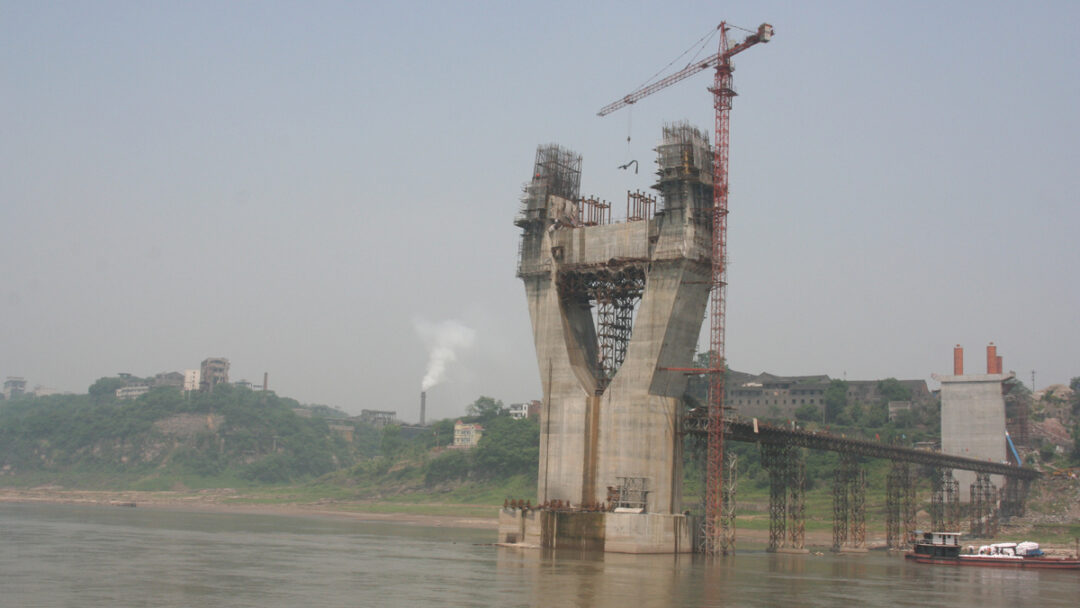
415, 318, 477, 391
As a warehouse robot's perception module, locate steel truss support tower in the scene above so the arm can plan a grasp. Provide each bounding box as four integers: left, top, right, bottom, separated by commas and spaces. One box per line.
832, 454, 866, 552
999, 476, 1029, 519
930, 469, 962, 532
760, 443, 806, 552
886, 462, 916, 550
719, 450, 738, 554
970, 472, 999, 538
761, 443, 789, 551
930, 469, 945, 532
787, 450, 806, 550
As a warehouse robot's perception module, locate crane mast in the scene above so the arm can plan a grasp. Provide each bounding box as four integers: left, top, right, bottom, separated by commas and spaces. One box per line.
598, 21, 773, 555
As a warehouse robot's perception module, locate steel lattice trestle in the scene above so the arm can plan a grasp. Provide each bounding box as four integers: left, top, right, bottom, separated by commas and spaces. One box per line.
969, 472, 998, 538
999, 476, 1030, 519
849, 459, 866, 550
684, 415, 1039, 480
761, 443, 789, 552
885, 462, 917, 549
945, 470, 960, 531
929, 469, 962, 532
832, 454, 866, 552
787, 450, 806, 551
886, 464, 902, 549
719, 450, 738, 554
681, 414, 1038, 553
759, 444, 806, 552
898, 470, 915, 546
930, 469, 944, 532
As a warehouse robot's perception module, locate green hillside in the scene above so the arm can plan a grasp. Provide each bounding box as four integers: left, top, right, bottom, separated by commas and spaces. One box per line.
0, 385, 539, 502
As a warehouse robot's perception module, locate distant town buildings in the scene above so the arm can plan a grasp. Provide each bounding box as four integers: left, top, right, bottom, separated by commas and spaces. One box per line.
725, 370, 931, 420
1, 355, 268, 402
1, 377, 65, 399
453, 420, 484, 448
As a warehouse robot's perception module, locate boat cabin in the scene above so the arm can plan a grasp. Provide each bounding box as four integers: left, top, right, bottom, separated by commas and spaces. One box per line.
912, 531, 962, 558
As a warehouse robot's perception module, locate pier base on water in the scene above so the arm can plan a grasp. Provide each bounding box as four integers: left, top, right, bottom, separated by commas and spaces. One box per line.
498, 508, 693, 554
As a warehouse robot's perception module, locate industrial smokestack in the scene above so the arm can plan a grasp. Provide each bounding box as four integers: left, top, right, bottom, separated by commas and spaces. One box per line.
953, 344, 964, 375
996, 356, 1003, 375
987, 343, 997, 374
420, 391, 427, 426
263, 372, 268, 392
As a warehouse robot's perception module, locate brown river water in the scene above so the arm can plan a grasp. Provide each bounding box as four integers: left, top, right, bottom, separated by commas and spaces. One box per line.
1, 502, 1075, 607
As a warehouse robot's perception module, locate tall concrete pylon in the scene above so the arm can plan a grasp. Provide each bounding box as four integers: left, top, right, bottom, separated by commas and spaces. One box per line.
506, 125, 714, 551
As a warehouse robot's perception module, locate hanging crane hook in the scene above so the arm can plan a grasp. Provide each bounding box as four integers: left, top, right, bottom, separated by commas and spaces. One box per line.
617, 160, 639, 174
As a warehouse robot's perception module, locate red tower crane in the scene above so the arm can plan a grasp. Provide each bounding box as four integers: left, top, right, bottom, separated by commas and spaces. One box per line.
598, 21, 773, 554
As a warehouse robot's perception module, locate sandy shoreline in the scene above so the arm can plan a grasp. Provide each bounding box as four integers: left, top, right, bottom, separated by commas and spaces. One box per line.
0, 487, 846, 547
0, 487, 499, 530
4, 487, 1076, 555
0, 487, 818, 544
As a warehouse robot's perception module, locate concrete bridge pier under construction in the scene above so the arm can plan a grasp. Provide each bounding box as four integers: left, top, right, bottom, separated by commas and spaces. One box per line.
499, 126, 714, 553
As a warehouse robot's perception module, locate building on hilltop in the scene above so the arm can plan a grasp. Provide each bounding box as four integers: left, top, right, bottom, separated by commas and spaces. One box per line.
359, 409, 397, 428
116, 384, 150, 400
153, 371, 184, 389
508, 400, 541, 420
453, 420, 483, 448
725, 372, 831, 419
182, 369, 201, 392
887, 400, 913, 421
31, 385, 65, 397
3, 377, 27, 400
199, 358, 229, 392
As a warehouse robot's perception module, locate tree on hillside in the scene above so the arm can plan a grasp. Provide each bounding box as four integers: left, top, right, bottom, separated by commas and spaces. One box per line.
88, 377, 125, 402
472, 416, 539, 478
467, 396, 505, 420
823, 379, 848, 424
877, 378, 912, 403
1070, 377, 1080, 418
794, 402, 821, 423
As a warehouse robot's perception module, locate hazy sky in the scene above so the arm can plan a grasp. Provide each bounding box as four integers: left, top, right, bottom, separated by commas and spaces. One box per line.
3, 1, 1078, 420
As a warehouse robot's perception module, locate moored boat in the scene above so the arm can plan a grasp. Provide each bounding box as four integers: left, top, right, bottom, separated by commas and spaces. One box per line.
905, 532, 1080, 570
